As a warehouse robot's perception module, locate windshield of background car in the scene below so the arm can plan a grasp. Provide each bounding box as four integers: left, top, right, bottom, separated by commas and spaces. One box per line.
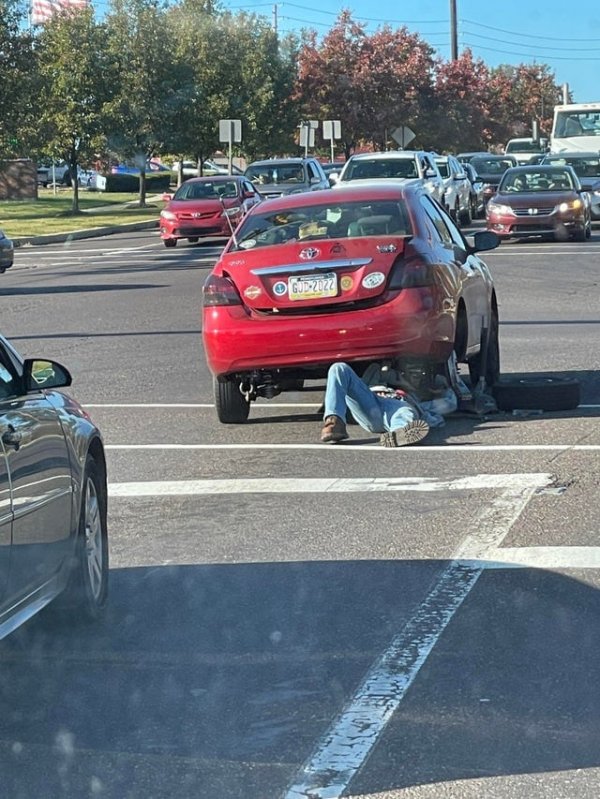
173, 180, 239, 200
500, 170, 575, 192
343, 158, 419, 180
435, 161, 450, 178
471, 157, 515, 176
246, 164, 306, 185
544, 156, 600, 179
554, 110, 600, 138
505, 141, 542, 153
229, 199, 413, 250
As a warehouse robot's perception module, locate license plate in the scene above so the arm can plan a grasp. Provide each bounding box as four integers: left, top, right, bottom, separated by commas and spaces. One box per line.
288, 272, 337, 301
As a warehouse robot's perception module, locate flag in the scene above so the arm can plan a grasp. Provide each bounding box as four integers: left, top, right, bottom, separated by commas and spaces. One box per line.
31, 0, 89, 26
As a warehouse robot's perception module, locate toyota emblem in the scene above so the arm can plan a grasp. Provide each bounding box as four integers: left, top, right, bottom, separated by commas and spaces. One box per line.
299, 247, 320, 260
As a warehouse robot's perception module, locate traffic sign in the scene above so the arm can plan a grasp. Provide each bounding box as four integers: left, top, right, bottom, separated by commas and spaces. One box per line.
322, 120, 341, 140
391, 126, 415, 149
219, 119, 242, 143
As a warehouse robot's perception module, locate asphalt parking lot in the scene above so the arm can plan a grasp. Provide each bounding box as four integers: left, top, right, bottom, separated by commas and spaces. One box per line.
0, 229, 599, 798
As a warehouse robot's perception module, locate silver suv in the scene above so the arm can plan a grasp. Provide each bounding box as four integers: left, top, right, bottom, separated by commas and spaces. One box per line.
331, 150, 445, 203
244, 157, 330, 199
434, 154, 473, 226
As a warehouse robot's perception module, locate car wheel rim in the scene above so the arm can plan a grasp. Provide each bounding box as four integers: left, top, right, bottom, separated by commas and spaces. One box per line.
84, 477, 104, 600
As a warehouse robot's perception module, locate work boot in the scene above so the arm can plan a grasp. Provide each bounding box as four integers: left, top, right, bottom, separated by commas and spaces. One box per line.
380, 419, 429, 448
320, 415, 348, 443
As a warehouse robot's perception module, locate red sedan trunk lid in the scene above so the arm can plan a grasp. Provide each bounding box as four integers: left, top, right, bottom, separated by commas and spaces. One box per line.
218, 237, 408, 310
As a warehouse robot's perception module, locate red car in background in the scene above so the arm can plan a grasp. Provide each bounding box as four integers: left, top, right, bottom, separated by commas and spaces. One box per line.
159, 175, 262, 247
202, 184, 500, 423
486, 164, 592, 241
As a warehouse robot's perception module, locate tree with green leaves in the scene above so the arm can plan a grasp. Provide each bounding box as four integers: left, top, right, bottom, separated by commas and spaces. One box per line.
35, 7, 116, 212
166, 7, 298, 172
104, 0, 180, 205
0, 0, 38, 160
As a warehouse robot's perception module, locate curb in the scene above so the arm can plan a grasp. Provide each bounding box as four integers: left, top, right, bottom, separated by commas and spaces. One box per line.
12, 219, 159, 248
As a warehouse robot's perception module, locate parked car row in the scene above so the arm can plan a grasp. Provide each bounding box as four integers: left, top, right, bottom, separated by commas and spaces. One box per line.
455, 149, 597, 242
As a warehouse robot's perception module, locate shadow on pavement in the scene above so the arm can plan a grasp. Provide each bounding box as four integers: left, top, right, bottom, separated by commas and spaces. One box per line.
0, 561, 599, 797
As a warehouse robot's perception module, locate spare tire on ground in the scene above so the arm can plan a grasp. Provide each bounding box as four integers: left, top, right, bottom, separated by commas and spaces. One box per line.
492, 374, 580, 412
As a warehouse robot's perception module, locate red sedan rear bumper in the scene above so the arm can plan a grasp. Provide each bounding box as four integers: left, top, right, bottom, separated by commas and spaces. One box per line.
203, 289, 455, 377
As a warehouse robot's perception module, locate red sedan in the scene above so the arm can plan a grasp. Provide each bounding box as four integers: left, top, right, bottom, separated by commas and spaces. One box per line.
486, 165, 592, 241
159, 175, 262, 247
202, 184, 500, 422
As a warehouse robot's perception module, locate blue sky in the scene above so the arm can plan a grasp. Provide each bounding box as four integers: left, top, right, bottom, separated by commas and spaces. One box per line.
225, 0, 600, 103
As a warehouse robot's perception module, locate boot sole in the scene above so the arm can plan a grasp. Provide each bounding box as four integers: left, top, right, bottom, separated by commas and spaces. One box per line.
380, 420, 429, 447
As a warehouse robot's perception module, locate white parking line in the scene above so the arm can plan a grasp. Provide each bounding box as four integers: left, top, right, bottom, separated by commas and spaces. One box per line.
87, 402, 600, 409
104, 443, 600, 451
469, 546, 600, 570
107, 473, 550, 497
284, 472, 550, 798
86, 402, 318, 408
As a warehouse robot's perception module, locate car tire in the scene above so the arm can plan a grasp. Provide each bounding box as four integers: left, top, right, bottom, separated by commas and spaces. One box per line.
468, 310, 500, 388
573, 226, 586, 242
164, 238, 177, 248
458, 205, 472, 226
470, 195, 478, 219
58, 455, 108, 620
214, 377, 250, 423
492, 375, 580, 412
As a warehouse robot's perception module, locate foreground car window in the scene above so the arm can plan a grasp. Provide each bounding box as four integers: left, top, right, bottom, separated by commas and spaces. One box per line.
231, 199, 412, 250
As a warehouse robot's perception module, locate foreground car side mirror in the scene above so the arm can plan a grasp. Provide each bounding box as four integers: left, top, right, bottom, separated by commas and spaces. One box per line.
469, 230, 500, 253
328, 173, 339, 185
24, 358, 72, 392
162, 192, 174, 201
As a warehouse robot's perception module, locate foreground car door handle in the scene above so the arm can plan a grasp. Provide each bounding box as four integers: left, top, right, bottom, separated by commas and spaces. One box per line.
2, 425, 22, 450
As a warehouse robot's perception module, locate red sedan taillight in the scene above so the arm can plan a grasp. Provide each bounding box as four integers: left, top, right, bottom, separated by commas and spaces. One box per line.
203, 274, 243, 306
387, 256, 434, 289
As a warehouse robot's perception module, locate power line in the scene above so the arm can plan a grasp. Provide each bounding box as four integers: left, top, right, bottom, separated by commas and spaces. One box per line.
462, 40, 600, 62
283, 2, 446, 24
462, 28, 600, 53
463, 17, 600, 43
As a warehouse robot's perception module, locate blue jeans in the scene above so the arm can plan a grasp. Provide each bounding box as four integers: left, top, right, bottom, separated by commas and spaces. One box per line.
323, 362, 457, 433
324, 363, 418, 433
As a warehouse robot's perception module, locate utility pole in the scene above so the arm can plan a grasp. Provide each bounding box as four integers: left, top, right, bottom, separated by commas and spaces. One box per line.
272, 3, 278, 34
450, 0, 458, 61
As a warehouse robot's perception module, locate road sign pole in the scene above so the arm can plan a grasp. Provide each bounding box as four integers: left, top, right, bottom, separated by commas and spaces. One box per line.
228, 121, 234, 175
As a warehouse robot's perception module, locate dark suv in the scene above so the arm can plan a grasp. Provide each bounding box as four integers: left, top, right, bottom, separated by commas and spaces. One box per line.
244, 157, 330, 198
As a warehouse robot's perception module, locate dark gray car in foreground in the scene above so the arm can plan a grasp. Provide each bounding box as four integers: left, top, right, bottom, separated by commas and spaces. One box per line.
0, 335, 108, 639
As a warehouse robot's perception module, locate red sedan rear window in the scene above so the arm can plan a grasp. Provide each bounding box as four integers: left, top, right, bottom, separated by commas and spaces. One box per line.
232, 199, 412, 250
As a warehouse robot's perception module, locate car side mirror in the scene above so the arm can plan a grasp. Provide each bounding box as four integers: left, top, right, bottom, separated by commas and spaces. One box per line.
162, 192, 173, 201
243, 190, 255, 199
425, 168, 437, 178
469, 230, 500, 253
310, 176, 321, 185
24, 358, 72, 392
328, 173, 339, 185
455, 173, 467, 180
